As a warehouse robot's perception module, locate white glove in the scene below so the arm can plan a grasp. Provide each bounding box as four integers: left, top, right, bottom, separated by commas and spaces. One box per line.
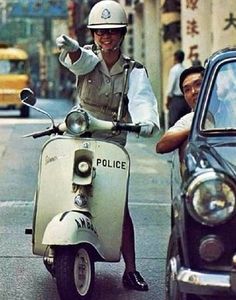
56, 34, 79, 52
139, 121, 154, 137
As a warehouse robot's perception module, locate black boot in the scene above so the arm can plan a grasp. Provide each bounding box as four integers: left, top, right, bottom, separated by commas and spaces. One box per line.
122, 271, 148, 291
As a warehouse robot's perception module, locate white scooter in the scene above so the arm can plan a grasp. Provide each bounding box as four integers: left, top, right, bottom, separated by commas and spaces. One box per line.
22, 88, 140, 300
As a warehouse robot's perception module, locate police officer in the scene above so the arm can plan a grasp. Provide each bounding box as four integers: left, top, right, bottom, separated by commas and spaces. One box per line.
56, 0, 160, 291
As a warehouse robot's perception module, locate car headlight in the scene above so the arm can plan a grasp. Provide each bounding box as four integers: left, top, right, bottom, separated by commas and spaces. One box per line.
65, 109, 89, 135
186, 171, 236, 225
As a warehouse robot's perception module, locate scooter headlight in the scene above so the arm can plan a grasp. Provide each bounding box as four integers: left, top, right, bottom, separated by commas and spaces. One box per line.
186, 171, 236, 225
65, 109, 89, 135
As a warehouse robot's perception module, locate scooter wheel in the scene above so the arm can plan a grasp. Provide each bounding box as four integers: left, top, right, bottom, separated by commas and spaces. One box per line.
55, 245, 95, 300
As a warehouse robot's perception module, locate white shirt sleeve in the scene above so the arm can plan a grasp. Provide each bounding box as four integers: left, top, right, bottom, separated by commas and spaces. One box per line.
127, 67, 160, 129
168, 112, 194, 132
59, 48, 100, 76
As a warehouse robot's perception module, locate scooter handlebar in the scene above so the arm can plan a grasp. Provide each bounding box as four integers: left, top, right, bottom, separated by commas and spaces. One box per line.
115, 123, 141, 134
23, 119, 141, 139
23, 126, 61, 139
32, 128, 57, 139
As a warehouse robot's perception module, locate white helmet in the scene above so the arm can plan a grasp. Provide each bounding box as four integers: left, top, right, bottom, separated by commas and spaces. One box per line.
88, 0, 128, 29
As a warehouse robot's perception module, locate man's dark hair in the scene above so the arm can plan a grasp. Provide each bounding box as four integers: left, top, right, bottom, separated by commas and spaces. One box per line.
174, 50, 185, 63
179, 66, 205, 93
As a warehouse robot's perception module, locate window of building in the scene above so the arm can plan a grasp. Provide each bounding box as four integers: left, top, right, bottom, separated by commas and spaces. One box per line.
128, 13, 133, 25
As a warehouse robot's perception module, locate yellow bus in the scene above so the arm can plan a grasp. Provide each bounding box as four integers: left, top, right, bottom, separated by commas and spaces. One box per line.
0, 44, 31, 117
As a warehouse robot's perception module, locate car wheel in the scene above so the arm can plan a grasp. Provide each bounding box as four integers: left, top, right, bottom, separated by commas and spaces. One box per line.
55, 245, 94, 300
20, 105, 29, 118
165, 229, 198, 300
165, 228, 182, 300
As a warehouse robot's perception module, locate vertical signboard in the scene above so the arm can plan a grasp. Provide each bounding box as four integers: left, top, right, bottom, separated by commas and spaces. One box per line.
181, 0, 211, 66
212, 0, 236, 52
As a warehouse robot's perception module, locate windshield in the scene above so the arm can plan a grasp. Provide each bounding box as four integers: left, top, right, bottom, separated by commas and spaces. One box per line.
0, 59, 27, 74
202, 61, 236, 130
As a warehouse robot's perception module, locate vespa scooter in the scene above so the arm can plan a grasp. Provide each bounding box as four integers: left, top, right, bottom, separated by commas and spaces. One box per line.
22, 88, 140, 300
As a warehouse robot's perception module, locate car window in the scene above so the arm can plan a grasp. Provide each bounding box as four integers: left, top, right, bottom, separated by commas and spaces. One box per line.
0, 59, 26, 74
0, 60, 11, 74
203, 61, 236, 130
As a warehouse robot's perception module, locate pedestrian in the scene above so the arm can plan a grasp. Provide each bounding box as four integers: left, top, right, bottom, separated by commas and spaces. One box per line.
191, 56, 202, 67
56, 0, 160, 291
156, 66, 205, 155
166, 50, 191, 127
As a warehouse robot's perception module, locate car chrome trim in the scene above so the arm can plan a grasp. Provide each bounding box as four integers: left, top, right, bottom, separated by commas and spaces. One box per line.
177, 267, 231, 295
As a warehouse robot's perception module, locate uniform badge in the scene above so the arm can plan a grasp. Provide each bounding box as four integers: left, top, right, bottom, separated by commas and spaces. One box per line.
101, 9, 111, 19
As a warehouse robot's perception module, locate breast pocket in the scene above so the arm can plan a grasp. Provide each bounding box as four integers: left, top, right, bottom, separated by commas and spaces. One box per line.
78, 74, 102, 106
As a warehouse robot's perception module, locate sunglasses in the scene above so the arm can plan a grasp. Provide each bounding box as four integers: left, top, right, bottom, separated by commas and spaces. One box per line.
94, 28, 122, 36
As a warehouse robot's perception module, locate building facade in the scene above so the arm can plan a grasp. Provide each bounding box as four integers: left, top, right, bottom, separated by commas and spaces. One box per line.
2, 0, 236, 120
121, 0, 236, 123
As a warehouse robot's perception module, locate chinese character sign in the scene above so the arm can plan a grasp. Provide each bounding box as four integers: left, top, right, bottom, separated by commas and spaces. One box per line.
181, 0, 211, 66
212, 0, 236, 52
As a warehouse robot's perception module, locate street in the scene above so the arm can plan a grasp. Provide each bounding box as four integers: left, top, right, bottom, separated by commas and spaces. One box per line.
0, 98, 171, 300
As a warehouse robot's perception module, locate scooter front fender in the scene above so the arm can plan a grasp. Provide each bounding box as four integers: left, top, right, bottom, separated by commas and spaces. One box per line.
42, 211, 105, 260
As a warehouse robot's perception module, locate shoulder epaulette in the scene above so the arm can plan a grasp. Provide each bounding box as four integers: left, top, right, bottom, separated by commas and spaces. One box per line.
128, 59, 148, 76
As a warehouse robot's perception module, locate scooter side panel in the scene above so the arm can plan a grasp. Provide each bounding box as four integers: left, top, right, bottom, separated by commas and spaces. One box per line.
91, 142, 130, 261
33, 136, 129, 262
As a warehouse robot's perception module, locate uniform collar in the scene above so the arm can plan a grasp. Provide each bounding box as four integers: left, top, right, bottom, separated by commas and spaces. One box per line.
97, 51, 131, 76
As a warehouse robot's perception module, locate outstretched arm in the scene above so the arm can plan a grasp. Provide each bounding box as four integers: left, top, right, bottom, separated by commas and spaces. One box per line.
156, 129, 190, 153
69, 50, 81, 63
56, 34, 99, 75
156, 112, 193, 153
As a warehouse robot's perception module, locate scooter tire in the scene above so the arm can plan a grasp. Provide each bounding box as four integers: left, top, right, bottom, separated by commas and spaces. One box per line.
55, 245, 95, 300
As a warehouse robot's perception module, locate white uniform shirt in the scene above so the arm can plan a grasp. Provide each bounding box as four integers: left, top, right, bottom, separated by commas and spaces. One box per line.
59, 48, 160, 129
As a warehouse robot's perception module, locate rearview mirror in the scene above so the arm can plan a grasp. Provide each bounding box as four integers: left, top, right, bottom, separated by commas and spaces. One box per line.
20, 88, 36, 106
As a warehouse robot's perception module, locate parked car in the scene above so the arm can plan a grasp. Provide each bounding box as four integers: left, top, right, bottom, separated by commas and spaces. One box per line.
0, 44, 31, 117
166, 47, 236, 300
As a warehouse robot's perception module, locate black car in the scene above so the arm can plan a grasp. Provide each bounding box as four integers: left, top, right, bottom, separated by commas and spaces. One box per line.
166, 47, 236, 300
